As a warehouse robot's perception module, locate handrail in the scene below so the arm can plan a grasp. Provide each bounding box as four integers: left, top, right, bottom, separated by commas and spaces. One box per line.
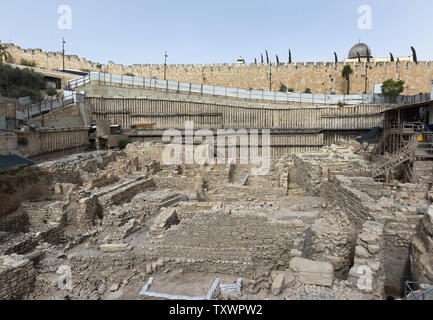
64, 71, 431, 106
371, 139, 417, 178
16, 92, 85, 120
405, 281, 433, 300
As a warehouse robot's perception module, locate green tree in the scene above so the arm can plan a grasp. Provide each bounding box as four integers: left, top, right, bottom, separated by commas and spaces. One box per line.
0, 64, 46, 102
381, 79, 405, 102
279, 83, 288, 92
342, 64, 353, 95
118, 139, 130, 150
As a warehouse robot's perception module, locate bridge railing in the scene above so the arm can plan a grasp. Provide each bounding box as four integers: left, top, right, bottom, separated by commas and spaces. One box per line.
65, 71, 431, 106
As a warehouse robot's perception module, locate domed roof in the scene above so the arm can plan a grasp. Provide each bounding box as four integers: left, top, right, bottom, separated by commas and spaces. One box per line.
348, 43, 372, 59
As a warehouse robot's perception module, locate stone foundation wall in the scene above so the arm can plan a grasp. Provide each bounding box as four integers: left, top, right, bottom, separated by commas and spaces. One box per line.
0, 224, 65, 255
348, 222, 385, 300
76, 178, 155, 228
411, 205, 433, 283
413, 161, 433, 185
320, 176, 376, 229
146, 210, 307, 275
0, 254, 36, 300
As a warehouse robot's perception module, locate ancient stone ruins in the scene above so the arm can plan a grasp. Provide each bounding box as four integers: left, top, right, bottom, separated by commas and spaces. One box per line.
1, 136, 432, 300
1, 45, 433, 300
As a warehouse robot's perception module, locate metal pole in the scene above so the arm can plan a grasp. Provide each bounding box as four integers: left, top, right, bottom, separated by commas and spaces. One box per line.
364, 62, 368, 94
62, 38, 66, 71
164, 52, 168, 81
269, 63, 272, 91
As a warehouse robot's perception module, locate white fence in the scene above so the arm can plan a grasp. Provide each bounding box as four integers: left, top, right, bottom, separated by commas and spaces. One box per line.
16, 91, 85, 120
66, 71, 431, 106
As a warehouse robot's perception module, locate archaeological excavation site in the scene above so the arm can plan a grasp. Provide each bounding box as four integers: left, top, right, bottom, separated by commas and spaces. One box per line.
1, 42, 433, 302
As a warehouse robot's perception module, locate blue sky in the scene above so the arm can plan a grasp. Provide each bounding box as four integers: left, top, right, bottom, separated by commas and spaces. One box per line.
1, 0, 433, 65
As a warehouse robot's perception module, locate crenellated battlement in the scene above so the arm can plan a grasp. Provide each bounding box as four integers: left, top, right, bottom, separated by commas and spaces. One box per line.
4, 43, 433, 95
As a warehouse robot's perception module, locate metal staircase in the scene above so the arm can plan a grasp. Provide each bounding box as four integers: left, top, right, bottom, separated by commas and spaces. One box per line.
423, 127, 433, 143
371, 139, 417, 180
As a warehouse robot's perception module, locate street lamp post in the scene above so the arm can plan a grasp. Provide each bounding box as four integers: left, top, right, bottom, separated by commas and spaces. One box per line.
62, 38, 66, 71
365, 62, 368, 94
164, 52, 168, 81
269, 63, 272, 91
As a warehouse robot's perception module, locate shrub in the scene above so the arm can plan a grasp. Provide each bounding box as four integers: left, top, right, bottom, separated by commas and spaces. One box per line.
381, 79, 405, 102
124, 72, 135, 77
279, 83, 288, 92
304, 88, 312, 94
0, 64, 46, 102
118, 139, 130, 150
337, 101, 346, 108
288, 88, 294, 93
17, 136, 28, 146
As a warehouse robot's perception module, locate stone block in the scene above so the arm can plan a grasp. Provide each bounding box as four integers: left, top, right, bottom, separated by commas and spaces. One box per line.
100, 243, 130, 253
271, 273, 285, 295
289, 257, 334, 288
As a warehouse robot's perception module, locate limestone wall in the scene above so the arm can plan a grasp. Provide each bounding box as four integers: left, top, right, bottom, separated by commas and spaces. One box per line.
0, 225, 65, 256
146, 210, 307, 275
0, 254, 36, 300
5, 43, 433, 95
411, 205, 433, 283
348, 222, 385, 299
413, 161, 433, 185
321, 176, 376, 229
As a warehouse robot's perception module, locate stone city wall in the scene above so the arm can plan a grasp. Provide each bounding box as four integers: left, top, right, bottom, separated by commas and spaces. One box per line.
5, 43, 433, 95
